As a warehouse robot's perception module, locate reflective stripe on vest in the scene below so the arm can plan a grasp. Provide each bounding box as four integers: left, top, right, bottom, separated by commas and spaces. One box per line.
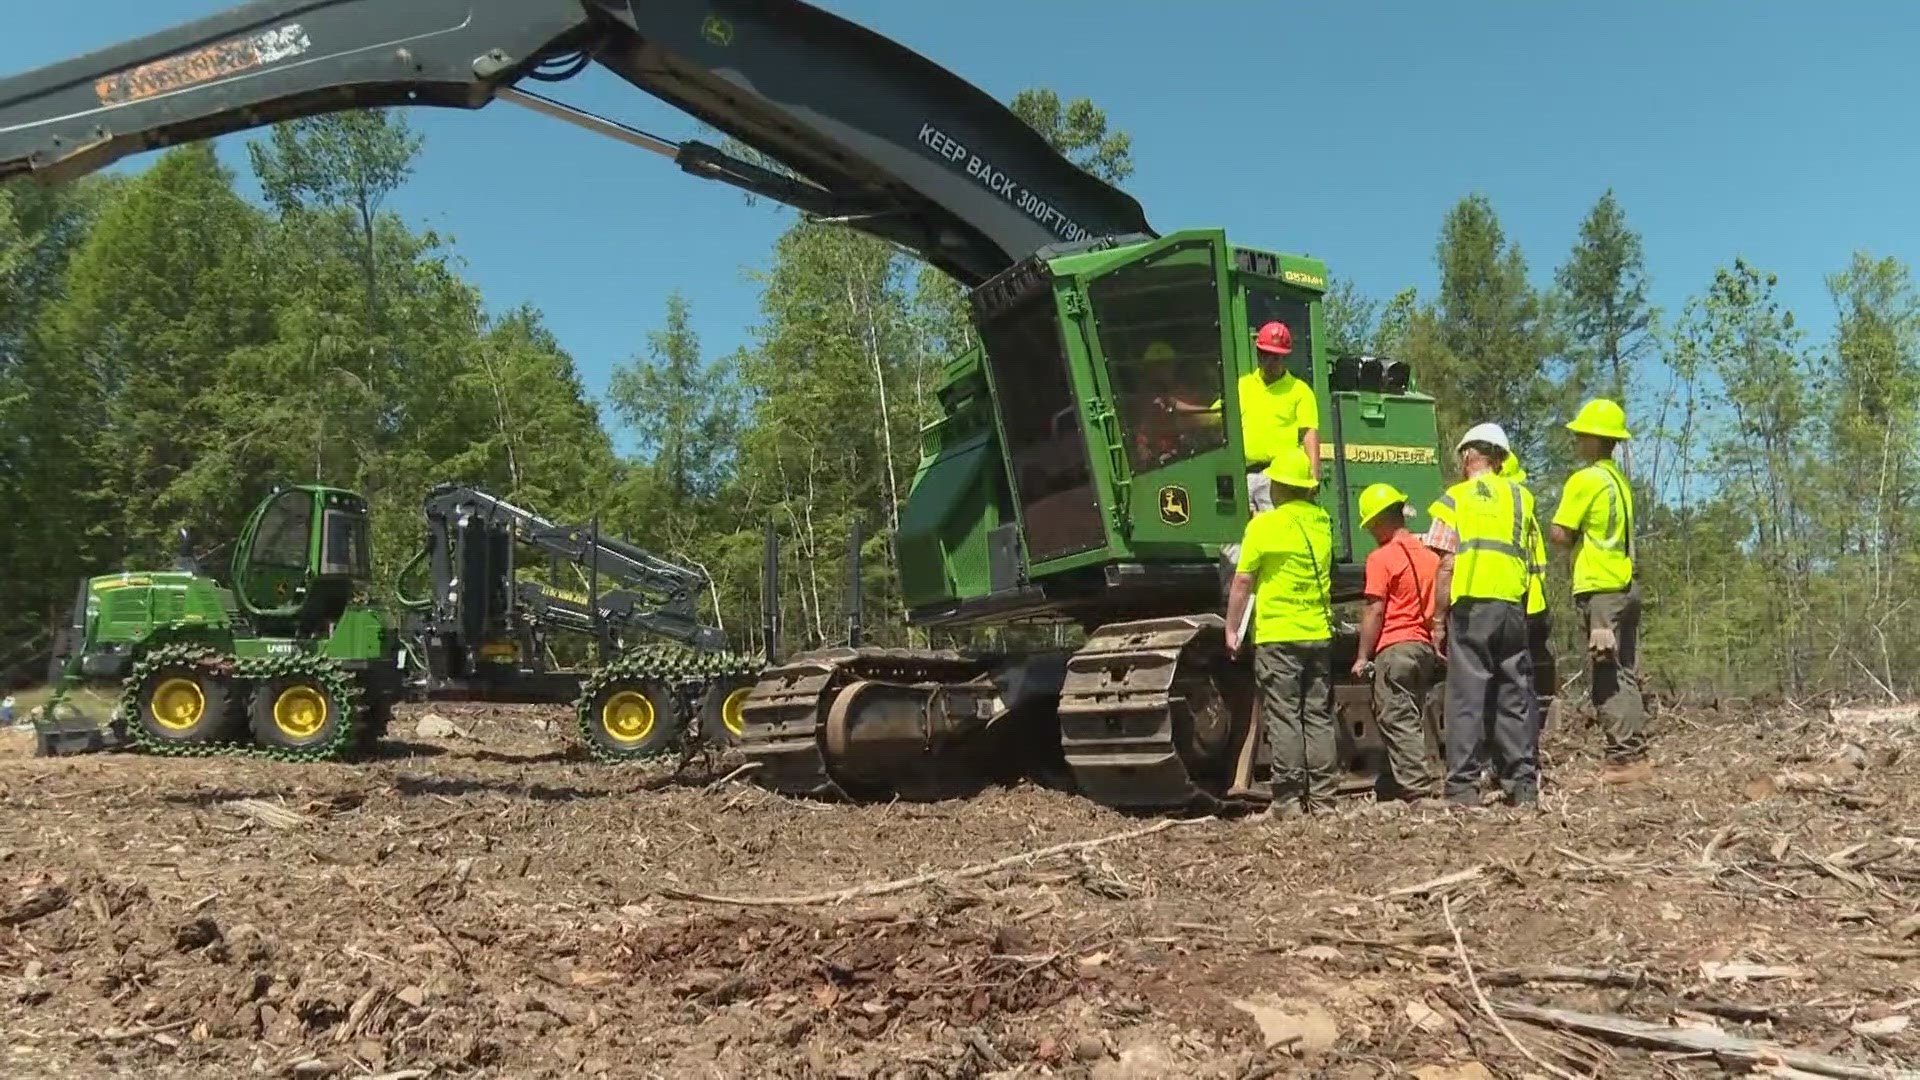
1585, 460, 1635, 560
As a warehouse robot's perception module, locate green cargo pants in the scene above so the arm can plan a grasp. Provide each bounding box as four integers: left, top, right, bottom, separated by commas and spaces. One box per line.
1255, 640, 1338, 813
1576, 585, 1646, 762
1371, 640, 1439, 799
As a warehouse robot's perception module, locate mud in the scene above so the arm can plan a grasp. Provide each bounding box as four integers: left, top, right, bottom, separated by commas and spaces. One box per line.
0, 700, 1915, 1077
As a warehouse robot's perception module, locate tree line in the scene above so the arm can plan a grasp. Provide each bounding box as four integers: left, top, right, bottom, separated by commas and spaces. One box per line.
1, 90, 1913, 701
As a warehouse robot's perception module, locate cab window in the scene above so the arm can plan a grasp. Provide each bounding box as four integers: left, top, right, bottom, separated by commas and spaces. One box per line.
1087, 239, 1228, 474
249, 491, 312, 570
1244, 283, 1314, 384
320, 509, 370, 577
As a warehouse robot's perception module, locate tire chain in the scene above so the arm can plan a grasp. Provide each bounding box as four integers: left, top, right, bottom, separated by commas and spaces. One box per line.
119, 642, 366, 764
571, 643, 762, 764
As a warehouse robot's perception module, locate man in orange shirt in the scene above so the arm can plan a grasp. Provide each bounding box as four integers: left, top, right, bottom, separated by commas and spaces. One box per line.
1350, 482, 1442, 801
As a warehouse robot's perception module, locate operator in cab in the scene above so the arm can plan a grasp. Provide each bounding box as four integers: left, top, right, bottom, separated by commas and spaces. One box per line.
1350, 483, 1441, 802
1224, 446, 1337, 818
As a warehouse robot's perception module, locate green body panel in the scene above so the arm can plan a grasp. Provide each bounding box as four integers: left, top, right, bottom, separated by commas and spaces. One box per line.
323, 607, 396, 662
896, 228, 1445, 626
1316, 392, 1446, 564
82, 571, 237, 650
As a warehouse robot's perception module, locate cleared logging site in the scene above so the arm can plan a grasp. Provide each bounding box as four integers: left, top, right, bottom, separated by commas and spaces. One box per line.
0, 699, 1914, 1079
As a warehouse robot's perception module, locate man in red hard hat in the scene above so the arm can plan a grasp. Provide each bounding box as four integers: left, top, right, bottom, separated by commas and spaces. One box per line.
1205, 320, 1320, 574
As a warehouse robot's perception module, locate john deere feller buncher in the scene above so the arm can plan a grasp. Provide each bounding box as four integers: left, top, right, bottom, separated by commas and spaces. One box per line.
2, 0, 1448, 804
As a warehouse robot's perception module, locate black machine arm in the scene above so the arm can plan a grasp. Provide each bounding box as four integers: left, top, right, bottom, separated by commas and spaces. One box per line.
0, 0, 1155, 286
418, 483, 724, 654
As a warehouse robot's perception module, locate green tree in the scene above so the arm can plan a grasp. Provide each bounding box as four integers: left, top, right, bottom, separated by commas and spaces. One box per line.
38, 144, 272, 564
607, 291, 740, 513
1817, 251, 1920, 693
1321, 277, 1380, 356
1554, 189, 1653, 401
1659, 259, 1818, 691
1429, 194, 1554, 455
248, 109, 424, 332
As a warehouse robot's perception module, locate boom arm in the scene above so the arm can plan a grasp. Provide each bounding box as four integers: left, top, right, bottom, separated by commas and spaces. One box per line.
0, 0, 1155, 286
418, 483, 724, 653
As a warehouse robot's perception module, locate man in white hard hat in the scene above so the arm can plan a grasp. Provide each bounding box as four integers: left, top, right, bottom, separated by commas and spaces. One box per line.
1420, 422, 1540, 808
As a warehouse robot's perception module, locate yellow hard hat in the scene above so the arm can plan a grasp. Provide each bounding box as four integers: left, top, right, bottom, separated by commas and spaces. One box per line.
1143, 340, 1176, 363
1498, 452, 1528, 483
1264, 446, 1317, 491
1566, 397, 1631, 440
1357, 482, 1411, 527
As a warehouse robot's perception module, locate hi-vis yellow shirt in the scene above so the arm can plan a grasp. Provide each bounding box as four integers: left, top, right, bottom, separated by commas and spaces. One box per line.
1212, 370, 1317, 465
1235, 499, 1333, 644
1552, 460, 1635, 594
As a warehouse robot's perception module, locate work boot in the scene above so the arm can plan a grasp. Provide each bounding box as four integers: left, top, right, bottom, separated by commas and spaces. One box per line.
1265, 796, 1304, 821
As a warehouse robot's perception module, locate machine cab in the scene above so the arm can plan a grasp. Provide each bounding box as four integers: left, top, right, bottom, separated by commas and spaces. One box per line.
232, 485, 371, 625
971, 230, 1321, 569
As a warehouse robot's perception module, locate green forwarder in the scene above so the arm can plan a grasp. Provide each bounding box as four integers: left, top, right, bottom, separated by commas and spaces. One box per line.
39, 486, 402, 760
736, 229, 1448, 809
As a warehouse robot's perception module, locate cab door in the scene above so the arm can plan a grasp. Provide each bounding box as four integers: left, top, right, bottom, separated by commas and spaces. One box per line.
1079, 231, 1243, 550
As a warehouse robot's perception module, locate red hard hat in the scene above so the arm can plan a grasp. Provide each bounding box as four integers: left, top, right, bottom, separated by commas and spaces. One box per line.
1254, 321, 1293, 355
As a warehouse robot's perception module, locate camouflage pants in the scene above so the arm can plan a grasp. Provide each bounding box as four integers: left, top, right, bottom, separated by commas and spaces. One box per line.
1577, 586, 1647, 762
1255, 641, 1338, 813
1372, 640, 1439, 798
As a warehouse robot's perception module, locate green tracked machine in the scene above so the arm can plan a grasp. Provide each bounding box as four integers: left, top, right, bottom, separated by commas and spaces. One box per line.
2, 0, 1447, 802
39, 485, 401, 759
739, 236, 1446, 808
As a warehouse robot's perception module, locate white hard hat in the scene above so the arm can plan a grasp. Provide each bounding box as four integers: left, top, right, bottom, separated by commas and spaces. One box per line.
1455, 422, 1511, 453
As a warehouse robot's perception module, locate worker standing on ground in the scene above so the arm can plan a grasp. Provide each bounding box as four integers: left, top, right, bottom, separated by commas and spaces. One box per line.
1204, 321, 1320, 573
1350, 483, 1441, 801
1501, 452, 1556, 734
1550, 398, 1649, 780
1422, 423, 1540, 808
1224, 446, 1337, 817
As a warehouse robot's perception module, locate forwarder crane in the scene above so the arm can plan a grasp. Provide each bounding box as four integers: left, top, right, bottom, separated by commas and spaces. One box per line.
397, 483, 759, 760
1, 0, 1453, 807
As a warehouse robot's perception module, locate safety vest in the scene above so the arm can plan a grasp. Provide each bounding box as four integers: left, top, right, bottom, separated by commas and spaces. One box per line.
1522, 492, 1547, 616
1566, 459, 1636, 594
1430, 472, 1534, 604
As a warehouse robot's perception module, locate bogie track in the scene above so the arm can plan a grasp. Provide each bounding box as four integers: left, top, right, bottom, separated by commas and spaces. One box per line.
119, 643, 368, 763
570, 643, 763, 764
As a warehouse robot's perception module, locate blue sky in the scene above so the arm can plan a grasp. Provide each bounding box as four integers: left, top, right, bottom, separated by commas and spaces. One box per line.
7, 1, 1919, 454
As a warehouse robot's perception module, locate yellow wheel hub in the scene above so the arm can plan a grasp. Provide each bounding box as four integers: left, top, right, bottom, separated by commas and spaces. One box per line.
272, 685, 330, 739
721, 686, 751, 737
601, 690, 656, 744
149, 677, 206, 731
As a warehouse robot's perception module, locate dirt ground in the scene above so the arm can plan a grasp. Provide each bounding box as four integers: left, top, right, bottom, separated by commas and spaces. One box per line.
0, 697, 1915, 1079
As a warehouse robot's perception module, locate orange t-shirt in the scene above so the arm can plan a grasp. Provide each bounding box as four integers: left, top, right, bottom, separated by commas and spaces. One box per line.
1363, 532, 1439, 651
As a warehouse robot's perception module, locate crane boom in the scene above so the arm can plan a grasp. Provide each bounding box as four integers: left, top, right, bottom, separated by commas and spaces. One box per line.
0, 0, 1156, 286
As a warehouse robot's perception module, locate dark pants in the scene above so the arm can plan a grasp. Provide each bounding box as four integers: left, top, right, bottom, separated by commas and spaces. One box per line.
1526, 611, 1555, 733
1255, 641, 1338, 812
1577, 586, 1646, 762
1444, 599, 1538, 805
1372, 640, 1439, 798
